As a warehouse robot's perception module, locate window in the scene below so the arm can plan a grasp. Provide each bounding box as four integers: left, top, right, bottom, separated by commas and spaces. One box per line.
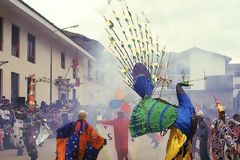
61, 52, 65, 69
27, 33, 35, 63
12, 24, 20, 57
11, 72, 19, 104
0, 17, 3, 51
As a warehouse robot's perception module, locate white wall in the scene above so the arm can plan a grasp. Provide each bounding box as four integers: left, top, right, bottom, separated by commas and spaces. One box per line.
189, 50, 226, 90
0, 5, 92, 104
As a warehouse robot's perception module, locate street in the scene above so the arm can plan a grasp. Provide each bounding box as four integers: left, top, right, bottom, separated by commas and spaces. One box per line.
0, 134, 170, 160
0, 138, 56, 160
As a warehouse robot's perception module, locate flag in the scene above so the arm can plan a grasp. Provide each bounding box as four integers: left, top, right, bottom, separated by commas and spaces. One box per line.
72, 58, 81, 87
75, 66, 81, 87
72, 58, 78, 72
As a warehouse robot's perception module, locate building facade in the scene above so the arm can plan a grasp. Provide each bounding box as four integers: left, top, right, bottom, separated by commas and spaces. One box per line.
160, 47, 238, 113
0, 0, 95, 105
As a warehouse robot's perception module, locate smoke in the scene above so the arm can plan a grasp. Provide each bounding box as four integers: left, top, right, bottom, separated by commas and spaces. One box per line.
91, 47, 138, 106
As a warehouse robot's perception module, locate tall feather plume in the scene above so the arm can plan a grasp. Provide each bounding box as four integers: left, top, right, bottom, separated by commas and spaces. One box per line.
104, 1, 170, 98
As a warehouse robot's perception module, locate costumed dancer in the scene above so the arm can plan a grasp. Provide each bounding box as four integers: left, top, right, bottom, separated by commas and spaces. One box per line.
103, 1, 197, 159
164, 82, 197, 160
99, 110, 130, 160
56, 110, 107, 160
225, 114, 240, 160
211, 97, 236, 160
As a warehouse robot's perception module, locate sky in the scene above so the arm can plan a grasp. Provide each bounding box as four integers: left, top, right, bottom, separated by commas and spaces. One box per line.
22, 0, 240, 63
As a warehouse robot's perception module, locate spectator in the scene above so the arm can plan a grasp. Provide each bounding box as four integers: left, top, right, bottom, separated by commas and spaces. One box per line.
205, 117, 212, 155
0, 127, 4, 150
197, 120, 210, 160
0, 107, 4, 128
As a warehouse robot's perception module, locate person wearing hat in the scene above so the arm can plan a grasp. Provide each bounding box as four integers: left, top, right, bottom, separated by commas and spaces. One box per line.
211, 98, 235, 160
56, 110, 106, 160
98, 110, 130, 160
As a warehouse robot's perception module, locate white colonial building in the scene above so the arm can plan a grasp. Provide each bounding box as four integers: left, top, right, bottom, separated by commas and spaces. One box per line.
0, 0, 97, 105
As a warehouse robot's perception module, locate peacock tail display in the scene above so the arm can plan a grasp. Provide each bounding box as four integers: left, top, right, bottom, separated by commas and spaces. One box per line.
104, 1, 197, 159
104, 1, 171, 98
104, 1, 175, 137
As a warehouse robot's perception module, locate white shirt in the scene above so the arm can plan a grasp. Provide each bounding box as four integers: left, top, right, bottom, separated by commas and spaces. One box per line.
3, 110, 10, 120
0, 109, 4, 119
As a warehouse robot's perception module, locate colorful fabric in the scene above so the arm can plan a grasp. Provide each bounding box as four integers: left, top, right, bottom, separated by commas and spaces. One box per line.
226, 119, 240, 159
165, 127, 187, 160
174, 93, 195, 137
212, 118, 235, 160
56, 120, 105, 160
129, 97, 178, 137
133, 76, 154, 98
132, 63, 151, 80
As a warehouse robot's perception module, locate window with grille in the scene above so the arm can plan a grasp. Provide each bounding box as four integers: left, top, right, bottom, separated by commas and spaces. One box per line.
61, 52, 65, 69
12, 24, 20, 57
27, 33, 35, 63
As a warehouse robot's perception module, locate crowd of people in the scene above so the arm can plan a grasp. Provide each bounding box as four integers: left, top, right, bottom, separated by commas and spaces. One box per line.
0, 96, 79, 151
0, 97, 15, 150
0, 96, 115, 152
191, 105, 240, 160
0, 93, 239, 160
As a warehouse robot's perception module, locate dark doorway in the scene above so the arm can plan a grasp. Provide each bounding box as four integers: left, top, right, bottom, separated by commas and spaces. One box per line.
11, 72, 19, 104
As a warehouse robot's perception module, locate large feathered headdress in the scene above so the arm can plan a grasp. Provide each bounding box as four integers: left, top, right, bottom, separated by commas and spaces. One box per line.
104, 1, 171, 99
213, 96, 224, 113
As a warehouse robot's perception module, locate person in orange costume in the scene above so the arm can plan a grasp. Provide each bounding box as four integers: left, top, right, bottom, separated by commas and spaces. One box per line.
99, 111, 130, 160
56, 110, 106, 160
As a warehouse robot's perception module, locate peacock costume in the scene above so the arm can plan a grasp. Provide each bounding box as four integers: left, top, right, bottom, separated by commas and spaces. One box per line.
104, 1, 197, 159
